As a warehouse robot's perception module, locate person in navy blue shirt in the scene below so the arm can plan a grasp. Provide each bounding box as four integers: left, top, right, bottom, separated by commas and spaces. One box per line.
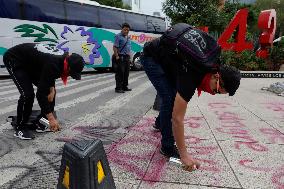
113, 23, 132, 93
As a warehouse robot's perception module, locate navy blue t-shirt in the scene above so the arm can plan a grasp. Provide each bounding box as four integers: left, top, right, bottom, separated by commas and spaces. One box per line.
114, 32, 131, 55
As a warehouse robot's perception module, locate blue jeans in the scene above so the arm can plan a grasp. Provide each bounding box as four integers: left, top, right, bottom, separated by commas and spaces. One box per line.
141, 56, 176, 149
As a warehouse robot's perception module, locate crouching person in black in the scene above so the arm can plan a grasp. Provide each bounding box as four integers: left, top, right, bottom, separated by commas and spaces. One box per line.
3, 43, 85, 140
141, 23, 241, 171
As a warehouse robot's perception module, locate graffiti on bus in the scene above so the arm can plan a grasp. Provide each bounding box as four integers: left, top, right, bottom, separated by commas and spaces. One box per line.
0, 23, 143, 68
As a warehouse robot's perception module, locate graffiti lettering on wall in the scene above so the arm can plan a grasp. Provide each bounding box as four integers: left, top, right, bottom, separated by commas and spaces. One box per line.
57, 26, 101, 64
8, 24, 143, 67
129, 34, 156, 43
14, 24, 59, 43
14, 24, 101, 65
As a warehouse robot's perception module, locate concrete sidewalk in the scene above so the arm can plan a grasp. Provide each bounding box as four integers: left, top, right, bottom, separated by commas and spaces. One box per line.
0, 77, 283, 189
111, 78, 284, 189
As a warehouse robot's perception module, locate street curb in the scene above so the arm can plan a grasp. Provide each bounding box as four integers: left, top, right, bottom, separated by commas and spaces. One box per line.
241, 71, 284, 78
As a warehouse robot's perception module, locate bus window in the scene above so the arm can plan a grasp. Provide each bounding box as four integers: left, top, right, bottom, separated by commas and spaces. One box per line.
99, 8, 125, 30
146, 16, 166, 33
0, 0, 23, 19
125, 13, 147, 32
24, 0, 65, 24
65, 2, 100, 27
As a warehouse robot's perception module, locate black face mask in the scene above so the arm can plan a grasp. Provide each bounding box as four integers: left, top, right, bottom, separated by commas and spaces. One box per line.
67, 53, 84, 80
69, 69, 81, 80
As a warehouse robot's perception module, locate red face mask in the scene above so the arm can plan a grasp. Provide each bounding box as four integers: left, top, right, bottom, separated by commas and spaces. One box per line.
61, 57, 69, 86
197, 73, 215, 96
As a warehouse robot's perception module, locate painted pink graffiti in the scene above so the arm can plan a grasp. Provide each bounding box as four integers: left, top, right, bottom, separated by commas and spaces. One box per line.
184, 116, 203, 128
210, 103, 283, 188
108, 136, 160, 179
208, 102, 268, 152
239, 160, 284, 189
190, 146, 220, 172
260, 128, 284, 144
130, 34, 156, 43
263, 102, 284, 120
208, 102, 232, 109
107, 117, 165, 184
107, 116, 224, 186
272, 165, 284, 189
239, 159, 272, 172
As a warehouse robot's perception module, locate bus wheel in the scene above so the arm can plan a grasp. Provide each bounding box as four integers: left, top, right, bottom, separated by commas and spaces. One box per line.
132, 54, 143, 71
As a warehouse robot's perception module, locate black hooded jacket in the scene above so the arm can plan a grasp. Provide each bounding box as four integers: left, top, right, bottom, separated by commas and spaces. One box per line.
4, 43, 66, 114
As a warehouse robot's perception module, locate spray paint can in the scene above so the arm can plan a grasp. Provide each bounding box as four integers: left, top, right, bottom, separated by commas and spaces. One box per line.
169, 157, 183, 167
169, 157, 197, 170
39, 117, 50, 128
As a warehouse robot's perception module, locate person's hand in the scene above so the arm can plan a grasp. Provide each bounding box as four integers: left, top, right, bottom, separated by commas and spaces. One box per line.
116, 55, 119, 60
48, 87, 55, 102
180, 153, 200, 172
48, 118, 60, 132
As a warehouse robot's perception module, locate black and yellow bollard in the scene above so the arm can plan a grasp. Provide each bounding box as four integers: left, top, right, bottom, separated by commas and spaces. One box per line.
57, 140, 116, 189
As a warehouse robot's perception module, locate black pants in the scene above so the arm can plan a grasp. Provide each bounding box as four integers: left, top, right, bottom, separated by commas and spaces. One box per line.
115, 55, 130, 90
3, 54, 55, 130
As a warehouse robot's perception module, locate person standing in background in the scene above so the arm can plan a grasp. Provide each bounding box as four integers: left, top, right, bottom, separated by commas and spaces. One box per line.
113, 23, 132, 93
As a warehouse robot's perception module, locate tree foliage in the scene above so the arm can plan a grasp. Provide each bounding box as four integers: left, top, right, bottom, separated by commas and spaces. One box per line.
90, 0, 131, 10
162, 0, 220, 26
162, 0, 260, 34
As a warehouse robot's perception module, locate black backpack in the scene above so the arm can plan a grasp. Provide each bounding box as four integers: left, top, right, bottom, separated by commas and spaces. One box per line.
160, 23, 221, 72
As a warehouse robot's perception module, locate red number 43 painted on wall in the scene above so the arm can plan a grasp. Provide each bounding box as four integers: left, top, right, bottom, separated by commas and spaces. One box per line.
216, 8, 276, 59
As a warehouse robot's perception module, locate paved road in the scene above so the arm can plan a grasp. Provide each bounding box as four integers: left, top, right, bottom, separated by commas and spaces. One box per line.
0, 71, 155, 188
0, 72, 283, 189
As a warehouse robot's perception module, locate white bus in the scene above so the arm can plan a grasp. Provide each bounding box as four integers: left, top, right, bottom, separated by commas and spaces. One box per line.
0, 0, 166, 73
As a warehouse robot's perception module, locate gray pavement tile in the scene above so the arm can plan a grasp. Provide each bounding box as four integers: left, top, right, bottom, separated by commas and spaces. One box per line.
114, 178, 140, 189
185, 105, 204, 116
0, 131, 30, 158
183, 115, 215, 141
196, 98, 284, 145
147, 106, 214, 140
219, 140, 284, 189
139, 182, 192, 189
0, 150, 60, 189
139, 182, 232, 189
197, 97, 262, 122
108, 118, 160, 180
236, 102, 284, 122
206, 120, 284, 145
265, 120, 284, 133
143, 139, 241, 189
195, 83, 284, 123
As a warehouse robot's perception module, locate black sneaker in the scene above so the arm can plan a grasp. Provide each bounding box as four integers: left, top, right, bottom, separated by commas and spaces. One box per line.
123, 88, 132, 91
160, 145, 180, 158
153, 117, 161, 131
115, 89, 125, 93
14, 130, 35, 140
35, 122, 51, 133
153, 124, 161, 132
